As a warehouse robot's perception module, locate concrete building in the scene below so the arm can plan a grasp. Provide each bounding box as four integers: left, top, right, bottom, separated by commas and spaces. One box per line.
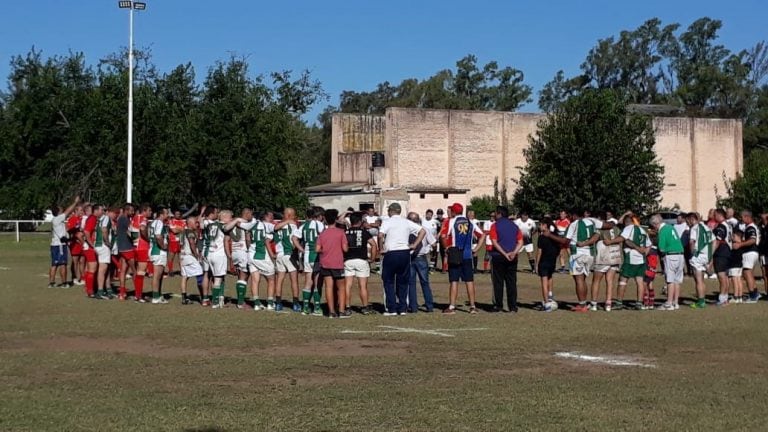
308, 108, 743, 216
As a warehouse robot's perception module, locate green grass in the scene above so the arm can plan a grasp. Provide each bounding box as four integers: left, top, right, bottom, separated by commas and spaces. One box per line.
2, 235, 768, 431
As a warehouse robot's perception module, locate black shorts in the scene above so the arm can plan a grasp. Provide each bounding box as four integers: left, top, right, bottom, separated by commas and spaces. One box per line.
320, 268, 345, 280
448, 259, 474, 283
714, 255, 730, 274
537, 262, 555, 278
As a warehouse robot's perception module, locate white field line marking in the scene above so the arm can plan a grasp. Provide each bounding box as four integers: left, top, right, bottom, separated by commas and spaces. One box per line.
341, 325, 488, 338
554, 352, 656, 368
0, 267, 11, 270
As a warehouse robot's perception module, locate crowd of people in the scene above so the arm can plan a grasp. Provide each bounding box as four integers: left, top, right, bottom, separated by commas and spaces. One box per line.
47, 195, 768, 317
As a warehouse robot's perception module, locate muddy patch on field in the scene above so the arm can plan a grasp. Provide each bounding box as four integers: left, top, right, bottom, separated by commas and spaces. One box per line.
2, 336, 216, 358
258, 339, 413, 357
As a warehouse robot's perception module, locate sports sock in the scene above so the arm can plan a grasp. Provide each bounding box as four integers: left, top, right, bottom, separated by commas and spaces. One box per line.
119, 285, 126, 297
302, 289, 311, 304
312, 291, 321, 306
84, 271, 95, 296
219, 281, 226, 301
212, 285, 221, 302
292, 296, 299, 304
153, 289, 160, 300
236, 280, 247, 305
267, 297, 274, 306
134, 272, 145, 299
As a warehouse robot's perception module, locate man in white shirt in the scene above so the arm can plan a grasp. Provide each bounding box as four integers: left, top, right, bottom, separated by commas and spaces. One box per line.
48, 196, 80, 288
423, 209, 439, 269
514, 212, 537, 273
364, 207, 380, 238
378, 203, 425, 315
408, 212, 437, 312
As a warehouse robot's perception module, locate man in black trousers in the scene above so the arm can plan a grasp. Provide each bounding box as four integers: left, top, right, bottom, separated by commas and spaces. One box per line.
488, 206, 523, 313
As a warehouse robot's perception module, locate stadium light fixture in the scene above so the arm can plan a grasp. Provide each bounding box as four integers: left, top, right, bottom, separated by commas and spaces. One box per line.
116, 1, 147, 203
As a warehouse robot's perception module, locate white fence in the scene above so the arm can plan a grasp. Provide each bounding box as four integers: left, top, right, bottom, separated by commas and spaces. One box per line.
0, 220, 47, 242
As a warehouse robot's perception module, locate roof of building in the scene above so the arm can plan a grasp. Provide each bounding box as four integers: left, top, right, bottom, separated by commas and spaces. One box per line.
407, 187, 469, 194
305, 182, 372, 195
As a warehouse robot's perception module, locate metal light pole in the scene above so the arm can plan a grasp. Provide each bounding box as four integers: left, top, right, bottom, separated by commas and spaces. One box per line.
118, 1, 146, 203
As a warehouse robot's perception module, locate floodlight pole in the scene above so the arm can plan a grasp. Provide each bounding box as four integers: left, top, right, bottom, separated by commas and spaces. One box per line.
126, 4, 134, 203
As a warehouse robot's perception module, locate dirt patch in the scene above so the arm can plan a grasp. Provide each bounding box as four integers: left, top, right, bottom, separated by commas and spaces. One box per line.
259, 339, 413, 357
2, 336, 215, 358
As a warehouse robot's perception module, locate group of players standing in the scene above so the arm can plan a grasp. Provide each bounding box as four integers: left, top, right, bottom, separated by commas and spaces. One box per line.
48, 196, 377, 315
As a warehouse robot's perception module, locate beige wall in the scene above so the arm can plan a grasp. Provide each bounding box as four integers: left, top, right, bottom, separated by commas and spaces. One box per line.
331, 109, 743, 215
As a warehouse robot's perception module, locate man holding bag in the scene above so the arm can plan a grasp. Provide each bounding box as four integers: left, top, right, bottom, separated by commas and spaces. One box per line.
440, 203, 486, 315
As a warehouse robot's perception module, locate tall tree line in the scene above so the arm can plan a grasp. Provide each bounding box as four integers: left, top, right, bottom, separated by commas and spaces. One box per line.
0, 49, 329, 218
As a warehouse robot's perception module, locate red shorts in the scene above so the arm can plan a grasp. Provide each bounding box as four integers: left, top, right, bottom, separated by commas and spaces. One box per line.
119, 250, 136, 261
83, 249, 97, 263
70, 242, 83, 256
111, 255, 121, 267
135, 249, 149, 263
169, 241, 181, 254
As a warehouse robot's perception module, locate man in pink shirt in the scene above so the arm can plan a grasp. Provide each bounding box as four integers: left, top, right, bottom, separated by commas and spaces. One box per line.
316, 209, 349, 318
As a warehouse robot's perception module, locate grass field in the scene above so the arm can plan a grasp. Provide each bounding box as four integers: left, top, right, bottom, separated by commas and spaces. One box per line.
2, 234, 768, 431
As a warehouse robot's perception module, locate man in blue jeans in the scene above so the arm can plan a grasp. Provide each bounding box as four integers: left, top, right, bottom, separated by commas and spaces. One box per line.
378, 203, 426, 316
489, 206, 523, 312
440, 203, 486, 314
407, 212, 437, 312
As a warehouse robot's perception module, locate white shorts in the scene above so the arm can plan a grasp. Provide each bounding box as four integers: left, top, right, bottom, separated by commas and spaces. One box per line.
180, 255, 203, 278
689, 254, 710, 273
150, 252, 168, 268
522, 243, 534, 254
232, 250, 249, 272
344, 258, 370, 278
593, 264, 619, 274
96, 246, 111, 265
742, 252, 759, 270
729, 267, 743, 277
248, 257, 275, 277
276, 255, 297, 273
205, 253, 228, 277
570, 254, 594, 276
303, 256, 319, 273
663, 254, 684, 285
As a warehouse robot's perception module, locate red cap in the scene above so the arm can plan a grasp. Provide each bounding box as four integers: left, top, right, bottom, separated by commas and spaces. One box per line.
450, 203, 463, 215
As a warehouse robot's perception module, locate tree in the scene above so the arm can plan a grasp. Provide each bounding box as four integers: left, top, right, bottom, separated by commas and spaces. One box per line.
514, 89, 664, 216
717, 149, 768, 212
469, 177, 509, 219
339, 54, 532, 114
0, 49, 328, 218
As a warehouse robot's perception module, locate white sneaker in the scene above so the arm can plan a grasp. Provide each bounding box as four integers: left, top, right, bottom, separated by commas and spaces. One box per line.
253, 304, 265, 311
605, 304, 612, 312
673, 303, 680, 310
383, 312, 398, 316
74, 279, 85, 286
266, 304, 275, 311
151, 297, 168, 304
660, 303, 674, 311
589, 303, 598, 312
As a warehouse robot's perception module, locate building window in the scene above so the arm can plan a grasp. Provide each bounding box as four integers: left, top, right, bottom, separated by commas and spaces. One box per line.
419, 193, 425, 199
443, 193, 449, 199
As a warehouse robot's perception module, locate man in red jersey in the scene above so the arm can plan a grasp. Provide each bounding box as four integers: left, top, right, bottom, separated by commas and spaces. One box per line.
131, 204, 152, 302
67, 206, 85, 285
167, 209, 187, 277
81, 204, 104, 298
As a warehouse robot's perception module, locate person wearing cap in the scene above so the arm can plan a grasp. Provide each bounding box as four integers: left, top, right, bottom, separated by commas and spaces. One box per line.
378, 203, 426, 315
439, 203, 486, 314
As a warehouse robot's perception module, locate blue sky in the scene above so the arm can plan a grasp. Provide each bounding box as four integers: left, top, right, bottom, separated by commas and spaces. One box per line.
1, 0, 765, 122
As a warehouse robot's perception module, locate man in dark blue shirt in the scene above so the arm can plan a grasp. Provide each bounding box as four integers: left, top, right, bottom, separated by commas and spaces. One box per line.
488, 206, 523, 312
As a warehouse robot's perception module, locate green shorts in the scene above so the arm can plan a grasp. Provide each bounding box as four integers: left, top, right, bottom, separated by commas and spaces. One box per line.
621, 262, 645, 278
